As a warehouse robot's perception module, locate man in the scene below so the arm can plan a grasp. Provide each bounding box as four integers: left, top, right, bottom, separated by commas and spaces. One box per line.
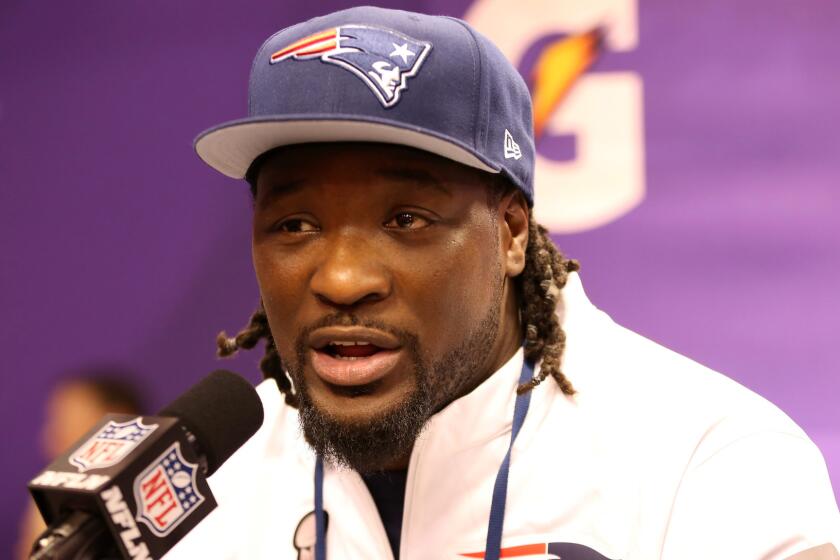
168, 6, 840, 560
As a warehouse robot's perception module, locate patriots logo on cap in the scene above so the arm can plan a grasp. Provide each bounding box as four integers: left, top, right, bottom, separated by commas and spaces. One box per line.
270, 25, 432, 108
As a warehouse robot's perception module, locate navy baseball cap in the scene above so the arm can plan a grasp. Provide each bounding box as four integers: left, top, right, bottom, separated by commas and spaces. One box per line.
194, 6, 535, 204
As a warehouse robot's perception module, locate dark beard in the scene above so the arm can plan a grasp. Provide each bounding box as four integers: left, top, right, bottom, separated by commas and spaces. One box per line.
286, 289, 503, 474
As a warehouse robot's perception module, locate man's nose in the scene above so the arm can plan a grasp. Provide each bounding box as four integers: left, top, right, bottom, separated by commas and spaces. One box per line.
309, 231, 391, 309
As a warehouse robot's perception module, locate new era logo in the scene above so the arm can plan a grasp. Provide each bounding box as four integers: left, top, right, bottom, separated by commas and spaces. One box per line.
504, 129, 522, 160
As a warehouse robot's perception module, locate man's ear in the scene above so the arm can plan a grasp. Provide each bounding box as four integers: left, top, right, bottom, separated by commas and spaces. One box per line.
498, 190, 529, 278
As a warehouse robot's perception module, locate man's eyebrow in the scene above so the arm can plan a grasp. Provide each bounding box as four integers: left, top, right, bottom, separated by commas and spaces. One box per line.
256, 179, 307, 205
376, 167, 453, 197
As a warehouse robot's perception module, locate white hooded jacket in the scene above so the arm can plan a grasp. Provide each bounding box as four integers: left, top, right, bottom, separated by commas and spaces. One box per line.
166, 272, 840, 559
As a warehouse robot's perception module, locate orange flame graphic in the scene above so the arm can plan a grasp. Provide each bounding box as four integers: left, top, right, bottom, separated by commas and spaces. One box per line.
531, 28, 603, 139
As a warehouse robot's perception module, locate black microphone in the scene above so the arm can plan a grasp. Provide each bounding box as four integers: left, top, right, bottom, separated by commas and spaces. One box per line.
27, 370, 265, 560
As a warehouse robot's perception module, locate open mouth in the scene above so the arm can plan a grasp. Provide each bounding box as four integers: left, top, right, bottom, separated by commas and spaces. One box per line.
321, 341, 385, 360
309, 329, 403, 388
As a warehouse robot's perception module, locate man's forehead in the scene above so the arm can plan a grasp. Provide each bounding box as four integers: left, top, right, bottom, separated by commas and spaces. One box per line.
253, 142, 490, 196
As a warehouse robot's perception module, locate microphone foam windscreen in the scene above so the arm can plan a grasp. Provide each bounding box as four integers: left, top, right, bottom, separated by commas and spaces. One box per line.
159, 370, 264, 476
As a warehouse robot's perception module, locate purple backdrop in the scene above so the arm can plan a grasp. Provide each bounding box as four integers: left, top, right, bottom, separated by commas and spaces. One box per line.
2, 0, 838, 554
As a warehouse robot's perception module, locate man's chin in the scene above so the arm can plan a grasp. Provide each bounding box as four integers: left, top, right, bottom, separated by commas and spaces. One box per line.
305, 374, 415, 420
297, 383, 432, 474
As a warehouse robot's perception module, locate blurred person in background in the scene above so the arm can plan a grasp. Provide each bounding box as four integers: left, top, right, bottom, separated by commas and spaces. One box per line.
14, 367, 145, 560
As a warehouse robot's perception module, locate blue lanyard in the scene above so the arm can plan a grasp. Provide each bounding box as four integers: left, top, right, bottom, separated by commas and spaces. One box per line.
314, 455, 327, 560
313, 356, 535, 560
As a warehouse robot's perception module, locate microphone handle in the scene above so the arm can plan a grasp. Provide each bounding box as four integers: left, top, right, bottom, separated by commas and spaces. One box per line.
30, 511, 118, 560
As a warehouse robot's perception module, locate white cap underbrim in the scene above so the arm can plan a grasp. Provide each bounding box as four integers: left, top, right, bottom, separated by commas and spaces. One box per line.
194, 117, 500, 179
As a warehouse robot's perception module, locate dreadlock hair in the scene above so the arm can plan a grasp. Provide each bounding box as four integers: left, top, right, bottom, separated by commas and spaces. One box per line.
486, 177, 580, 396
515, 208, 580, 395
217, 153, 580, 406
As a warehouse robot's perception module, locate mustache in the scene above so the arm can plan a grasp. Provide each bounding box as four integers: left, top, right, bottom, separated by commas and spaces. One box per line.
293, 312, 419, 352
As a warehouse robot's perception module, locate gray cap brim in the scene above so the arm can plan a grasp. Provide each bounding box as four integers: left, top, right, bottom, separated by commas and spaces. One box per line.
194, 115, 501, 179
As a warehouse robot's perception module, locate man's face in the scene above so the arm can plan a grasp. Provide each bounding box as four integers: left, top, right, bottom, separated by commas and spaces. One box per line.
252, 143, 524, 472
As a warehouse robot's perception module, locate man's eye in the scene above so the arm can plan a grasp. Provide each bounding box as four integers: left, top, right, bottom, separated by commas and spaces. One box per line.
275, 218, 318, 233
385, 212, 431, 230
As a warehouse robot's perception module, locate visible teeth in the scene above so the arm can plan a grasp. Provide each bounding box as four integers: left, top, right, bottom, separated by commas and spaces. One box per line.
330, 341, 367, 346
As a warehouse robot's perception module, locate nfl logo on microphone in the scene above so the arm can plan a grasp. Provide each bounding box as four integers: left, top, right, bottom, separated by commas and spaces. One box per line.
134, 442, 205, 537
69, 418, 158, 472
